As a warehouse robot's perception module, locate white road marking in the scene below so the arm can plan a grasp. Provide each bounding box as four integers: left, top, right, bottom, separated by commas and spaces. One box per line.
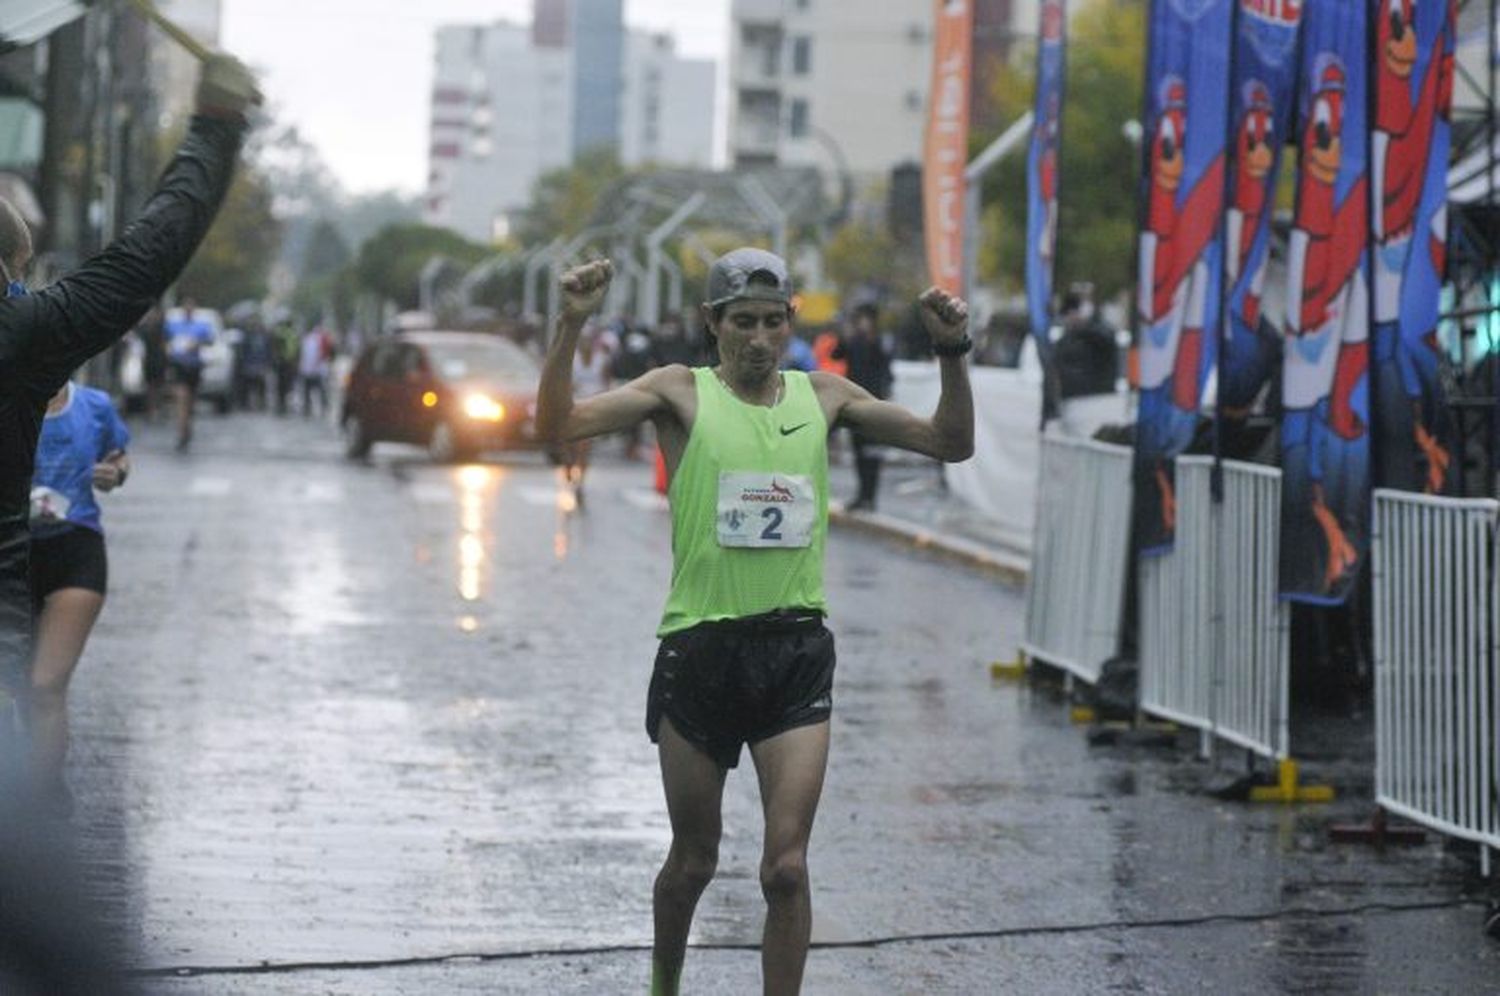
516, 485, 565, 507
621, 488, 669, 512
409, 484, 453, 505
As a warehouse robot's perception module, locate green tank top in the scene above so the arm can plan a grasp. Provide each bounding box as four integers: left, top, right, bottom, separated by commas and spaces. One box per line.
657, 368, 829, 636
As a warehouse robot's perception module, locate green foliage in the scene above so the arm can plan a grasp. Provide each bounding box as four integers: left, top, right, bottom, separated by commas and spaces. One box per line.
822, 222, 924, 308
824, 222, 896, 293
301, 217, 350, 285
518, 146, 628, 245
352, 223, 489, 310
977, 0, 1146, 304
176, 166, 281, 305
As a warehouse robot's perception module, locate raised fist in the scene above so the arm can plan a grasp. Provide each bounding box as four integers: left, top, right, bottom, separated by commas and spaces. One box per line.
917, 287, 970, 348
196, 54, 262, 121
561, 259, 614, 319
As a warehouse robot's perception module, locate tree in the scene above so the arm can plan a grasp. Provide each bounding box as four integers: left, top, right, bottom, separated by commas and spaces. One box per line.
301, 218, 350, 284
976, 0, 1146, 304
353, 223, 489, 311
517, 146, 627, 245
822, 221, 924, 308
176, 166, 281, 305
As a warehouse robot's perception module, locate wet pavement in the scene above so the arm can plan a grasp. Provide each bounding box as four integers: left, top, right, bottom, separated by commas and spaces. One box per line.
49, 411, 1498, 993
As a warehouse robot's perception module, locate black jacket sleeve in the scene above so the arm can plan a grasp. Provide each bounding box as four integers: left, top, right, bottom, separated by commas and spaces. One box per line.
15, 113, 246, 401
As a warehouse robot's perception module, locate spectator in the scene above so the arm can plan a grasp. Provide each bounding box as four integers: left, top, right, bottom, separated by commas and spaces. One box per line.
833, 302, 894, 511
0, 52, 258, 780
1052, 287, 1118, 399
298, 324, 332, 418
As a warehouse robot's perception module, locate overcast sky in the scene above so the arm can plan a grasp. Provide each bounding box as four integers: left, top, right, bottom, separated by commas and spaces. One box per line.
220, 1, 729, 195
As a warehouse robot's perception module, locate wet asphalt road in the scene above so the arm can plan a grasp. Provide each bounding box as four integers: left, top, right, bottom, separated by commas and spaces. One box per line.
54, 411, 1499, 994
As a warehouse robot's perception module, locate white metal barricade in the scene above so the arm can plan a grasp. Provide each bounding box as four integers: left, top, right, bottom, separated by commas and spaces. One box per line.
1373, 490, 1499, 866
1139, 457, 1290, 760
1022, 435, 1133, 685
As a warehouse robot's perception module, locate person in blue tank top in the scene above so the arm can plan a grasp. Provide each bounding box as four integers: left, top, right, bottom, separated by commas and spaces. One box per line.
28, 382, 131, 816
537, 249, 975, 996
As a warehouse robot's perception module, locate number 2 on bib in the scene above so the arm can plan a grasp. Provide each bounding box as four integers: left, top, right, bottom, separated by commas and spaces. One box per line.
716, 472, 815, 548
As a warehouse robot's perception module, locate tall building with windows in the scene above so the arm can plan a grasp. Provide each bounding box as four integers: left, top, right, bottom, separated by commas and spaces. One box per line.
569, 0, 624, 154
425, 22, 573, 243
424, 9, 715, 243
728, 0, 1023, 182
620, 32, 715, 170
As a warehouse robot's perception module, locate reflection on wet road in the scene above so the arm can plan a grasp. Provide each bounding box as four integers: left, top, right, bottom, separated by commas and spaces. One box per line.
59, 416, 1496, 993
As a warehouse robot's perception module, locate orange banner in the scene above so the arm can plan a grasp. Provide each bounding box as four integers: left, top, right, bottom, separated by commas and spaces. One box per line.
923, 0, 973, 295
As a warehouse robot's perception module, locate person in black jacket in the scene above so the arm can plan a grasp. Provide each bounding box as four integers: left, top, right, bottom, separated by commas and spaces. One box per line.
833, 303, 894, 511
0, 54, 260, 767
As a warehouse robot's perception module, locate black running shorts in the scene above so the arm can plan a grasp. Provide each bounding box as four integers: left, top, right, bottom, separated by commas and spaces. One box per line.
646, 609, 835, 769
30, 525, 108, 608
167, 360, 201, 391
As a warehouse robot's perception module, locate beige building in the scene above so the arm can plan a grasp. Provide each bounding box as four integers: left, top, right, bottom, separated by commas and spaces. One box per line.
728, 0, 1030, 184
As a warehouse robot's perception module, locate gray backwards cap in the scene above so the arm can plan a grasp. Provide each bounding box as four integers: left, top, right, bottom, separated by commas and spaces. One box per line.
705, 247, 792, 308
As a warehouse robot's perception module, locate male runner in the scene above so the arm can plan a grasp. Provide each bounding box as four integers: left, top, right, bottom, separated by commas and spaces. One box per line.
536, 248, 973, 995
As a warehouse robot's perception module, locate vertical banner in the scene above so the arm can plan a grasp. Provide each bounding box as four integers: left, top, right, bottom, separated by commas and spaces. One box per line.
1026, 0, 1068, 349
1372, 0, 1457, 494
923, 0, 973, 295
1220, 0, 1302, 415
1133, 0, 1234, 554
1279, 0, 1371, 604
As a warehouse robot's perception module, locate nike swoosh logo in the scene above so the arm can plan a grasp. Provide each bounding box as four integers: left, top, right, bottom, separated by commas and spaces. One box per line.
780, 422, 810, 436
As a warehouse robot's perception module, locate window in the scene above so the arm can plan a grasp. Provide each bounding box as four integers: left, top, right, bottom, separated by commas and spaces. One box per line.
370, 344, 402, 379
789, 99, 809, 138
400, 346, 427, 377
792, 37, 811, 75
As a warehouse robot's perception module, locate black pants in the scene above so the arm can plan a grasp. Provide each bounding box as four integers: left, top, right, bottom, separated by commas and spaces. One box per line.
852, 432, 881, 506
300, 374, 326, 417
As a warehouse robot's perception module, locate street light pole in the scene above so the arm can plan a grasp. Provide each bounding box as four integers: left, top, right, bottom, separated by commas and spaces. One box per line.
961, 110, 1033, 310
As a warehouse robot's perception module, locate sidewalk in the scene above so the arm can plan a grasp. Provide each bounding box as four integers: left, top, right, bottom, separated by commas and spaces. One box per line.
828, 454, 1029, 586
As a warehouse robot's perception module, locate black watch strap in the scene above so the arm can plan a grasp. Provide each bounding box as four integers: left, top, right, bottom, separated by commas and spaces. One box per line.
932, 334, 973, 357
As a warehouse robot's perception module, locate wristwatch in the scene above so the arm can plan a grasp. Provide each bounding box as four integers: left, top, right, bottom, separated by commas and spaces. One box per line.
932, 334, 973, 357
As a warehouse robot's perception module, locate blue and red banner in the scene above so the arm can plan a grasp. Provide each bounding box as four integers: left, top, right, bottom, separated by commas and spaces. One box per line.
1372, 0, 1457, 494
1220, 0, 1302, 414
1026, 0, 1067, 349
1133, 0, 1234, 554
1279, 0, 1372, 604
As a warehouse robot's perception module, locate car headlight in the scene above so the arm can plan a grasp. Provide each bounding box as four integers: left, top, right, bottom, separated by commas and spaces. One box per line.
463, 393, 505, 422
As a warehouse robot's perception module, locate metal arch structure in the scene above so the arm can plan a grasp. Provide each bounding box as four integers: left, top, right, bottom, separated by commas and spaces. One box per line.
1441, 0, 1500, 496
499, 167, 828, 329
579, 167, 827, 237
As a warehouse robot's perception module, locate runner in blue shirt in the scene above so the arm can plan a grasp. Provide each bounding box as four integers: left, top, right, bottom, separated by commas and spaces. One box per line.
29, 382, 131, 816
164, 297, 214, 450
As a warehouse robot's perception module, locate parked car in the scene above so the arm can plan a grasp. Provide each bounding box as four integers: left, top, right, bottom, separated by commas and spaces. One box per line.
163, 305, 233, 413
341, 331, 542, 462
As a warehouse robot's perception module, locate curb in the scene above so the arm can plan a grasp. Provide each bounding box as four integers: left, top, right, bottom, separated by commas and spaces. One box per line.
829, 507, 1029, 587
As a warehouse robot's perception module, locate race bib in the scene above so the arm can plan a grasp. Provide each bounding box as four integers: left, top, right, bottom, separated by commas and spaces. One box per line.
29, 486, 71, 523
170, 333, 199, 356
717, 472, 815, 548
